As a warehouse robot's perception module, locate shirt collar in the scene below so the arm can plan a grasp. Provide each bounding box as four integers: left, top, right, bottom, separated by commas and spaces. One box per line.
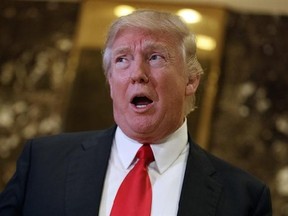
115, 119, 189, 174
115, 127, 143, 170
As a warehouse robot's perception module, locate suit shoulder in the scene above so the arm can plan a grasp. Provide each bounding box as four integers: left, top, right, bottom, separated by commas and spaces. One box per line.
196, 146, 272, 214
190, 142, 266, 189
204, 149, 266, 190
29, 126, 116, 150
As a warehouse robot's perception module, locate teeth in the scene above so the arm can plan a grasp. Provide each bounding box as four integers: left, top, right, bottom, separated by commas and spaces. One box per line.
136, 104, 147, 108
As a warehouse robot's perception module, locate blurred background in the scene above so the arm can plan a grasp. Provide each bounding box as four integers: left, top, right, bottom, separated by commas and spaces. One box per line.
0, 0, 287, 214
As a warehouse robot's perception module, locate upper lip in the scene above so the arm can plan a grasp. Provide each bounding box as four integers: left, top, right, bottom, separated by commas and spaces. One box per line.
130, 93, 153, 105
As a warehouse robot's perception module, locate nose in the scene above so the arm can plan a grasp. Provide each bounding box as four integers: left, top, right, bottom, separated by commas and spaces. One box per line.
130, 60, 149, 84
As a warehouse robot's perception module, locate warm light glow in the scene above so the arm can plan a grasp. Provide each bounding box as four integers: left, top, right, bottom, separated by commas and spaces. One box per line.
177, 9, 202, 24
114, 5, 135, 17
196, 35, 217, 51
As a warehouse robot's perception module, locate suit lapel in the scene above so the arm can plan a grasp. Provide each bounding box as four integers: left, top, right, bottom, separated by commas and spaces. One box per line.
64, 128, 222, 216
177, 139, 223, 216
65, 127, 116, 216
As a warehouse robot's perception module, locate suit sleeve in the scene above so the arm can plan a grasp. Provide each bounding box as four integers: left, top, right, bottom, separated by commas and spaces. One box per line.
0, 140, 33, 216
252, 184, 272, 216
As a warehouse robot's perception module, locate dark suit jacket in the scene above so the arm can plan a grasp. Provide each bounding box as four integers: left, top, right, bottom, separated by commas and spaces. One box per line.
0, 126, 272, 216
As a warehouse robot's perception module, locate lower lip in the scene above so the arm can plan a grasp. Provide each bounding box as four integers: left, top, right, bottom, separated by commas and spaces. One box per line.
130, 102, 154, 113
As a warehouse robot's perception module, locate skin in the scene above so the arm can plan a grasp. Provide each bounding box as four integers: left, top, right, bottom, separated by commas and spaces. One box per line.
108, 27, 200, 143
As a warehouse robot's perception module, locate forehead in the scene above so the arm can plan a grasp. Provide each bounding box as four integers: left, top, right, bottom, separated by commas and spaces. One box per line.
111, 27, 178, 53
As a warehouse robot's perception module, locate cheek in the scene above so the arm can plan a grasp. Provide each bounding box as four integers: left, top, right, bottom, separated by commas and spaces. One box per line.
158, 73, 186, 94
155, 80, 183, 110
109, 75, 128, 100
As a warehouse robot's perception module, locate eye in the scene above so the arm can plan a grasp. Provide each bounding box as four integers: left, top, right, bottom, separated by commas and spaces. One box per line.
116, 56, 127, 63
114, 55, 130, 69
149, 54, 166, 67
149, 54, 162, 61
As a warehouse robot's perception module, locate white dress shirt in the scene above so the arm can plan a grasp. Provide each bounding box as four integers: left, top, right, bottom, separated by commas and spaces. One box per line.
99, 120, 189, 216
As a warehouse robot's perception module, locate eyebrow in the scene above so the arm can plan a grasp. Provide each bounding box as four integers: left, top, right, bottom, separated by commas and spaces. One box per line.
112, 47, 131, 57
112, 40, 170, 57
144, 41, 169, 54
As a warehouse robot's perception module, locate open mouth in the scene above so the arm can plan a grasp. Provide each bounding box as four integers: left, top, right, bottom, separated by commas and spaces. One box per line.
131, 96, 153, 108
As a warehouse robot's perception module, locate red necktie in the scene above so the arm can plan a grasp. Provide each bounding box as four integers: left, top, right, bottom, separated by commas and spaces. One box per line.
110, 144, 154, 216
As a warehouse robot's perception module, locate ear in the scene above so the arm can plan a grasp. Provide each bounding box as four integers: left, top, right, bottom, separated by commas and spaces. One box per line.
185, 74, 200, 96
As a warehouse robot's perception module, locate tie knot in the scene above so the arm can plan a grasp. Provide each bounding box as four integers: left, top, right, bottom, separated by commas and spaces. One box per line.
136, 145, 154, 165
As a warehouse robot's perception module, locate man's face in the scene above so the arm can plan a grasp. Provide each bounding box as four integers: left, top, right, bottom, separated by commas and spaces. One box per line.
108, 28, 199, 143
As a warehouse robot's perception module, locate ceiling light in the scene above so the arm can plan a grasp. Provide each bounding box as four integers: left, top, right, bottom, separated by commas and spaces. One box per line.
114, 5, 135, 17
196, 35, 217, 51
177, 9, 202, 24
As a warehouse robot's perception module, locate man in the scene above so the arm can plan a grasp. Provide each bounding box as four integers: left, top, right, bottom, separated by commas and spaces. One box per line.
0, 10, 272, 216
